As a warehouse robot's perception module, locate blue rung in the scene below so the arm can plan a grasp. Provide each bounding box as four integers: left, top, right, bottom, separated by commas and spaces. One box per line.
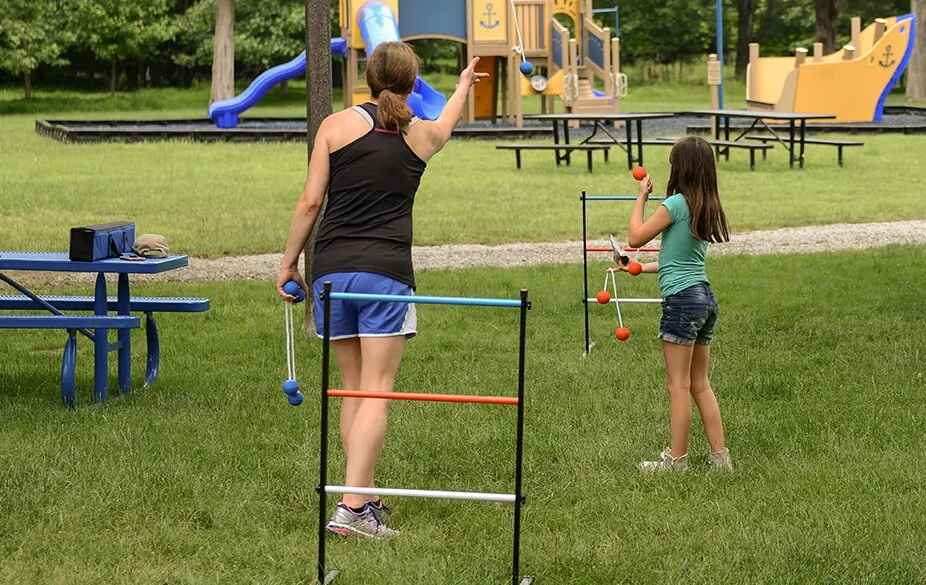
581, 195, 667, 201
327, 292, 523, 309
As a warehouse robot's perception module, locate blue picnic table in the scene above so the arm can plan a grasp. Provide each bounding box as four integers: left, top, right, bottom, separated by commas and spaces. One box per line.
0, 252, 208, 407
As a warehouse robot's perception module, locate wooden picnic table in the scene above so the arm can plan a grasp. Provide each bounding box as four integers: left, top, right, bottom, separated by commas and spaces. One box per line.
685, 109, 837, 169
0, 252, 205, 406
523, 112, 677, 170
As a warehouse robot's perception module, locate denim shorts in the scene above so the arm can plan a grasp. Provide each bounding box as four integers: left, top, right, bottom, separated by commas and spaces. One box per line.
659, 282, 718, 346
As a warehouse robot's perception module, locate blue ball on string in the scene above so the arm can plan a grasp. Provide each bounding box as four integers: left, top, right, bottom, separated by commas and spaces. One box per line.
283, 280, 306, 303
519, 60, 534, 76
282, 378, 301, 396
287, 392, 304, 406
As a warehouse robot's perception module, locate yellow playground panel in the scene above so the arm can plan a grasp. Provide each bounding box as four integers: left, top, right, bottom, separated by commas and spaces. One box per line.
747, 15, 916, 123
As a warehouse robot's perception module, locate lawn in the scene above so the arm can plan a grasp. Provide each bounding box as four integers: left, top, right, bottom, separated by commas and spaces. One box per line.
1, 247, 925, 584
1, 96, 925, 257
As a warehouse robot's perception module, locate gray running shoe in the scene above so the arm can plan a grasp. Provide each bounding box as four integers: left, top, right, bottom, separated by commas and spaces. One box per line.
639, 447, 689, 472
326, 501, 398, 539
707, 448, 734, 472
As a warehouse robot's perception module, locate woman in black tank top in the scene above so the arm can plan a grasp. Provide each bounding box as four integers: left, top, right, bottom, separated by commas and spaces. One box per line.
276, 42, 486, 537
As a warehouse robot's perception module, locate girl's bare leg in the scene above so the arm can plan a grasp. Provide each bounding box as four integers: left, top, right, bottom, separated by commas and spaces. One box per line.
662, 341, 694, 458
690, 343, 726, 452
332, 338, 363, 458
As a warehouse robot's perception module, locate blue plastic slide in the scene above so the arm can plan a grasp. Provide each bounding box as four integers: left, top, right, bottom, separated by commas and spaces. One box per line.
209, 37, 349, 129
357, 2, 446, 121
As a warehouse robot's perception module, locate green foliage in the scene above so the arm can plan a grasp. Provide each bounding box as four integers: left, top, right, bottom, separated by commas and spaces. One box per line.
70, 0, 177, 63
0, 0, 73, 78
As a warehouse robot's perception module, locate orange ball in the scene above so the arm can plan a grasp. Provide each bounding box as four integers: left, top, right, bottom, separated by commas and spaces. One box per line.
632, 166, 647, 181
615, 327, 631, 342
596, 290, 611, 304
628, 261, 643, 276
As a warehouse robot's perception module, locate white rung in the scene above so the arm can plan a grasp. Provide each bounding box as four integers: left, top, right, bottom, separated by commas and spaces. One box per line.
324, 485, 517, 503
586, 298, 662, 304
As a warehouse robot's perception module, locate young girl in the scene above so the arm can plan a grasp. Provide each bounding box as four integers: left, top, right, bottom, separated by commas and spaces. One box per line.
619, 136, 733, 472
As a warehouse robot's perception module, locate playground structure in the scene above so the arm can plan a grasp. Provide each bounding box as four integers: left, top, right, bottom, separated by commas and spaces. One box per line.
338, 0, 625, 127
315, 283, 533, 585
580, 192, 662, 355
746, 14, 916, 123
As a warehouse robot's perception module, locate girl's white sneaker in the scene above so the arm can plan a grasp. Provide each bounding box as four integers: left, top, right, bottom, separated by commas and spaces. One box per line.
639, 447, 689, 472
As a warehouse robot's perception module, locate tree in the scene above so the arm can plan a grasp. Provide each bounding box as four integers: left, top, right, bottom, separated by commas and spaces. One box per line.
303, 0, 332, 324
908, 0, 926, 101
211, 0, 234, 103
735, 0, 758, 77
0, 0, 73, 99
72, 0, 176, 93
815, 0, 840, 54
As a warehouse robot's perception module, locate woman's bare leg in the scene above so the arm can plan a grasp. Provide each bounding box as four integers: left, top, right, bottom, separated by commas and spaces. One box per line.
662, 341, 694, 458
332, 338, 363, 458
690, 343, 726, 452
342, 336, 406, 508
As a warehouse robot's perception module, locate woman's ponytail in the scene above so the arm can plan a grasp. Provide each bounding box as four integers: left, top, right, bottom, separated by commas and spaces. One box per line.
367, 42, 419, 132
376, 88, 413, 132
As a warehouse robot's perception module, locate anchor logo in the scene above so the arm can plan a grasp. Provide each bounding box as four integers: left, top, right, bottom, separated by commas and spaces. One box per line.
879, 45, 895, 68
480, 1, 500, 29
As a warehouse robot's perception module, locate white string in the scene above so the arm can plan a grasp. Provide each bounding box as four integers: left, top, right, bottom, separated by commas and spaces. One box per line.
509, 0, 525, 57
284, 302, 296, 380
609, 269, 624, 328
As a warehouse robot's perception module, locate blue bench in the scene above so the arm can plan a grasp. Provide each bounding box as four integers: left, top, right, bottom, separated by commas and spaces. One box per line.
0, 296, 208, 406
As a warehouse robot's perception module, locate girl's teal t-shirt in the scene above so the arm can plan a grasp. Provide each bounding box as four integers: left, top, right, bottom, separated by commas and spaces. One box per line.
658, 193, 709, 298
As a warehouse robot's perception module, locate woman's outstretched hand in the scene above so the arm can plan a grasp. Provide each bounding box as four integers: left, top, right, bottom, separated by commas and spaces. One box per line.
458, 57, 489, 91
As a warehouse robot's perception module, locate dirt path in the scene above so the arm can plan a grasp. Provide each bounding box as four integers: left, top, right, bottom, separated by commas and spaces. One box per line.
9, 220, 926, 286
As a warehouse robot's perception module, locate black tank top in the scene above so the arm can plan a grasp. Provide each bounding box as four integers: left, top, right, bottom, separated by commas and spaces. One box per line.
312, 103, 427, 288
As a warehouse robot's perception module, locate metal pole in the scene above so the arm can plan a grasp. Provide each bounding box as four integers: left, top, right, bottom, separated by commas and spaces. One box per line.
511, 289, 529, 585
716, 0, 725, 109
317, 281, 332, 585
581, 193, 590, 355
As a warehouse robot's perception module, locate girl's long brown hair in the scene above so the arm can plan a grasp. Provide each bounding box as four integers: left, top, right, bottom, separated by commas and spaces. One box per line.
366, 42, 419, 132
666, 137, 730, 243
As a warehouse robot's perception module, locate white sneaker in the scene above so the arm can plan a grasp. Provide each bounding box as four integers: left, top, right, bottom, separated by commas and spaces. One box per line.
639, 447, 689, 472
326, 501, 398, 539
707, 447, 734, 472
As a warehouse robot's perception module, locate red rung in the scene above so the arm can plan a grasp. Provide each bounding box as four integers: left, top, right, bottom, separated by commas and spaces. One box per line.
586, 246, 660, 253
328, 389, 518, 405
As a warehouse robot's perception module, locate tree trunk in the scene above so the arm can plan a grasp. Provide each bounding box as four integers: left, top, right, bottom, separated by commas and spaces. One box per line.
211, 0, 235, 104
815, 0, 839, 54
110, 60, 117, 94
735, 0, 756, 78
908, 0, 926, 101
756, 0, 778, 44
24, 73, 33, 100
303, 0, 333, 326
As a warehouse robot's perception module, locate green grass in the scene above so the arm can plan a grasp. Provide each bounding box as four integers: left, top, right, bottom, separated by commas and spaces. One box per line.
2, 247, 925, 584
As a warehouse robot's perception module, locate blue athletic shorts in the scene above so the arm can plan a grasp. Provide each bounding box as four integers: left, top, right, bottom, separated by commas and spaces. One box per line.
312, 272, 417, 340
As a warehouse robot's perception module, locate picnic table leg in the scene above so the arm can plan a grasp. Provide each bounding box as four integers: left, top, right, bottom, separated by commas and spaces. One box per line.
587, 149, 593, 172
624, 120, 633, 170
93, 273, 109, 403
724, 116, 731, 161
515, 149, 522, 169
144, 312, 160, 388
553, 120, 561, 166
788, 121, 796, 168
838, 145, 844, 167
636, 119, 644, 168
117, 273, 131, 393
564, 121, 572, 166
713, 115, 721, 160
60, 331, 77, 408
799, 119, 807, 169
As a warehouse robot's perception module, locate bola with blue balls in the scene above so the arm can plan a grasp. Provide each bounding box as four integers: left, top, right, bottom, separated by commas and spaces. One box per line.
519, 61, 534, 76
283, 280, 306, 303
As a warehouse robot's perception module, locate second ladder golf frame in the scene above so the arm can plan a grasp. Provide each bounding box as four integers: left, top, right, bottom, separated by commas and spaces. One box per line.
316, 282, 533, 585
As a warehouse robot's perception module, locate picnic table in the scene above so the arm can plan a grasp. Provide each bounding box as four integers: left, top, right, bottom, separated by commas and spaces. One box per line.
0, 252, 208, 407
521, 112, 677, 170
685, 109, 838, 168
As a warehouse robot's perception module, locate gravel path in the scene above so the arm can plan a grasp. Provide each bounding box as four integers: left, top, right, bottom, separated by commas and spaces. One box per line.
8, 220, 925, 286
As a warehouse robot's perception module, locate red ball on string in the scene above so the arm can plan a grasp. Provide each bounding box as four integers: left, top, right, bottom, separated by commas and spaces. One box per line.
632, 166, 647, 181
615, 327, 631, 342
596, 290, 611, 304
628, 261, 643, 276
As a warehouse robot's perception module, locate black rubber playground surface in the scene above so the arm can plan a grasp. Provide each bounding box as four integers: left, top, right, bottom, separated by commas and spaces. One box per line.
35, 107, 926, 144
35, 117, 554, 144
